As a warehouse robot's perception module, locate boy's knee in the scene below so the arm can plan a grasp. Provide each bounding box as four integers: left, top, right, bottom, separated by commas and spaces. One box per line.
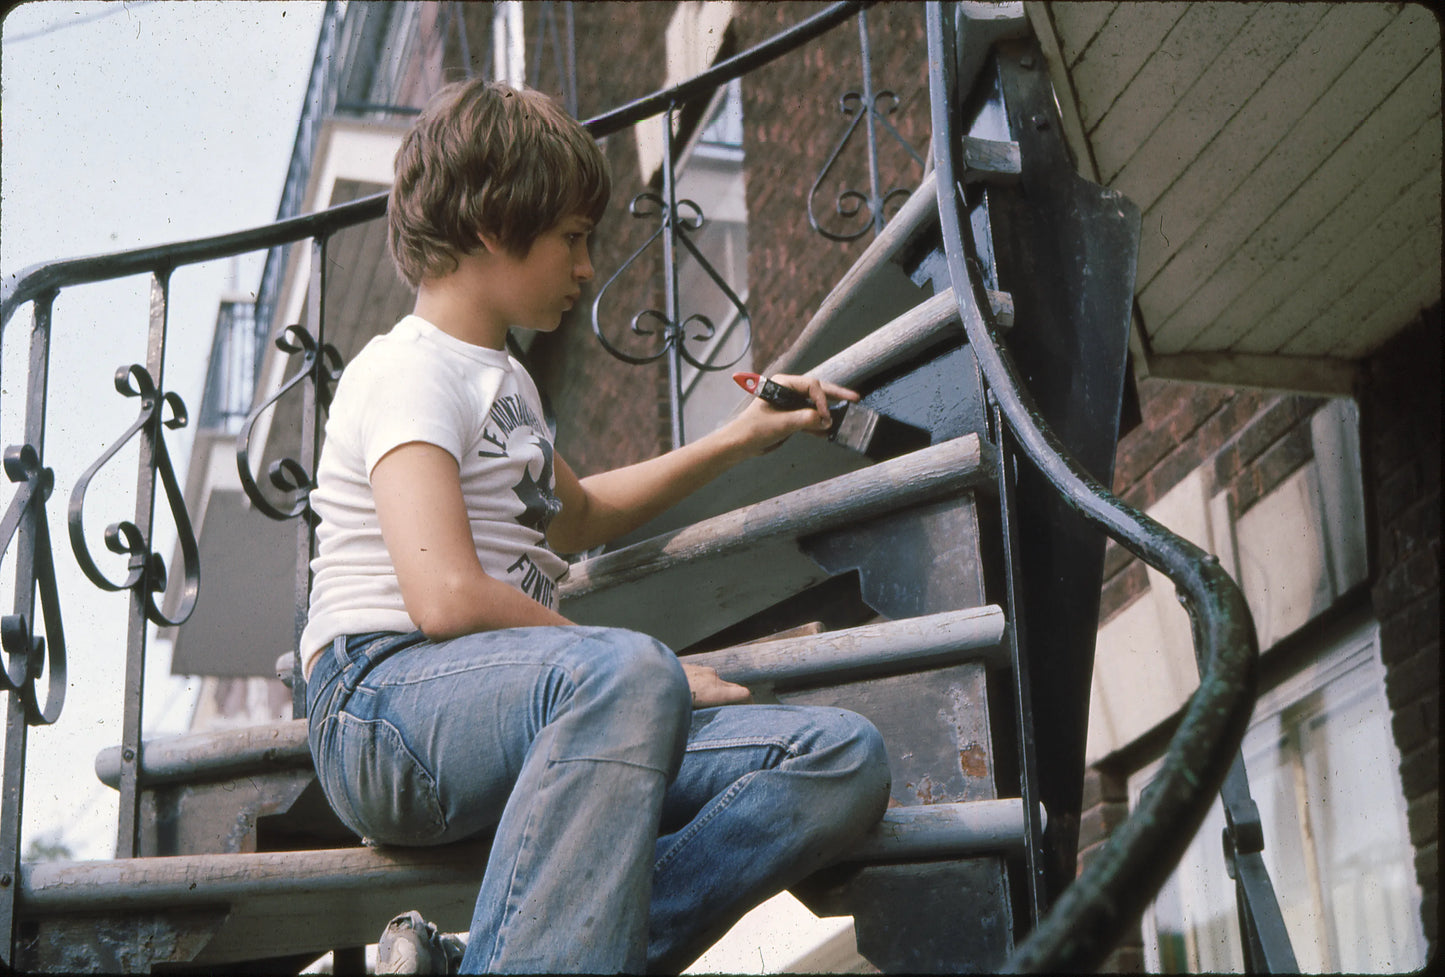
570, 628, 691, 749
818, 709, 892, 818
848, 713, 891, 791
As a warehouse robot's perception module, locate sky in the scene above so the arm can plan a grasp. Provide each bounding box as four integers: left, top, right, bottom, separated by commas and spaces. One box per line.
1, 0, 326, 861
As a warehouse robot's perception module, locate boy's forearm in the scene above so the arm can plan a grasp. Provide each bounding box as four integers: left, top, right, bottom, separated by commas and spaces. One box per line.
548, 375, 853, 553
410, 568, 573, 640
550, 423, 752, 553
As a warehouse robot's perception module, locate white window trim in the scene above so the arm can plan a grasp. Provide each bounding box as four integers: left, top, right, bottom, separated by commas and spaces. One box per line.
1129, 615, 1426, 972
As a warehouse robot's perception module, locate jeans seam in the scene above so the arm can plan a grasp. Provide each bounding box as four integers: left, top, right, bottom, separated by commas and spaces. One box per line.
653, 771, 757, 875
682, 735, 801, 755
374, 659, 573, 689
552, 755, 675, 775
485, 724, 563, 971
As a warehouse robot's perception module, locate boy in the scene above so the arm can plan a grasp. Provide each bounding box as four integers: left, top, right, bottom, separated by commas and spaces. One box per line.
300, 80, 891, 974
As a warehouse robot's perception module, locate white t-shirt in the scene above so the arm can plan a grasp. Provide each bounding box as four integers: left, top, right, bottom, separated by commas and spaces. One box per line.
299, 315, 568, 674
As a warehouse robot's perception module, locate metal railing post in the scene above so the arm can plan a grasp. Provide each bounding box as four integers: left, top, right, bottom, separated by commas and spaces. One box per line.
660, 105, 686, 450
291, 236, 330, 717
114, 271, 173, 859
0, 290, 57, 967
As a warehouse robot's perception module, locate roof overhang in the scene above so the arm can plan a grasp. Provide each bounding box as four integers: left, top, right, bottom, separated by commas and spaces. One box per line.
1028, 1, 1441, 395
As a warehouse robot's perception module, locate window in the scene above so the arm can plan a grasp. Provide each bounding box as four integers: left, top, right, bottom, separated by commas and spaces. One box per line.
1131, 621, 1427, 972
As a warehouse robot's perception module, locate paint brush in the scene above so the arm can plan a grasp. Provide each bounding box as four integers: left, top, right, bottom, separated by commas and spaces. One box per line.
732, 372, 932, 461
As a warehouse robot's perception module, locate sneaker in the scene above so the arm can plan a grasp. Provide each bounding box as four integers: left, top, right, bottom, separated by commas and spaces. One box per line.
376, 910, 465, 974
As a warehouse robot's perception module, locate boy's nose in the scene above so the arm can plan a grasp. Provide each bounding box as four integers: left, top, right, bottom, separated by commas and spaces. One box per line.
575, 253, 594, 283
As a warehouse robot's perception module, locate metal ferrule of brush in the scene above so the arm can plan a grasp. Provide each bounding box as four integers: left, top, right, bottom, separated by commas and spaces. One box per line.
829, 403, 877, 448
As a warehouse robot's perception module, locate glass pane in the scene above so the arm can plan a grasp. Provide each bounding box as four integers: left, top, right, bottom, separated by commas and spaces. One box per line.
1298, 684, 1425, 972
1136, 632, 1425, 973
1157, 799, 1244, 972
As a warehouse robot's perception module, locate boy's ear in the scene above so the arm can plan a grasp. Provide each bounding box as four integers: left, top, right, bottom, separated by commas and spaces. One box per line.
476, 231, 503, 255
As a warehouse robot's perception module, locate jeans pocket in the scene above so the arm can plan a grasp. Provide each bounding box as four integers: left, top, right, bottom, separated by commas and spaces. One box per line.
334, 711, 448, 845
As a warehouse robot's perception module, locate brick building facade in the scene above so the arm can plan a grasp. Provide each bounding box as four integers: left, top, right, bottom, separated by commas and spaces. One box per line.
1078, 306, 1441, 971
1363, 308, 1441, 954
527, 1, 930, 474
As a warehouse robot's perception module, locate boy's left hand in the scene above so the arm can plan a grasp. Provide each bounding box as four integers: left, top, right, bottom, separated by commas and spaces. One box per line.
733, 373, 860, 456
683, 664, 753, 707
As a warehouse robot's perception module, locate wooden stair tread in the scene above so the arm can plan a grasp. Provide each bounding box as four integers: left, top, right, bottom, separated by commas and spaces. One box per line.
19, 798, 1038, 916
102, 608, 1008, 789
561, 435, 994, 647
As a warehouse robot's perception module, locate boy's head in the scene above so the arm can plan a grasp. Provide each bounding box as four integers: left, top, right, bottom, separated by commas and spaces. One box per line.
388, 80, 610, 288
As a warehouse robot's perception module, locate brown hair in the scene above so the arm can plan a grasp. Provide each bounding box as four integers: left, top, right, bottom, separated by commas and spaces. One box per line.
388, 80, 610, 287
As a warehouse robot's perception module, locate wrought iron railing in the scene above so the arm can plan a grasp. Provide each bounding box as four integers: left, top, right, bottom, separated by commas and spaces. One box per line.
0, 0, 1291, 971
924, 3, 1294, 972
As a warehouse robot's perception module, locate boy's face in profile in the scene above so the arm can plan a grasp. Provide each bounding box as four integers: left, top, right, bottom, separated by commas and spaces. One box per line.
482, 214, 595, 335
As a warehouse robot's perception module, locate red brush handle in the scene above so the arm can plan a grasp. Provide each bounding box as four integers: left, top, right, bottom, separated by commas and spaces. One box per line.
732, 372, 812, 410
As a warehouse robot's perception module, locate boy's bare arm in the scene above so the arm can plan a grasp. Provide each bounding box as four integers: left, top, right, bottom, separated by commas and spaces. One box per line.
372, 441, 573, 639
546, 374, 857, 554
373, 441, 754, 706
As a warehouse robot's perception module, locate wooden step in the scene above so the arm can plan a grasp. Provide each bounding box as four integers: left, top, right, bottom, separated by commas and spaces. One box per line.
687, 605, 1007, 690
769, 169, 946, 378
104, 607, 1007, 791
768, 164, 1015, 382
560, 435, 994, 648
15, 799, 1039, 970
95, 719, 310, 789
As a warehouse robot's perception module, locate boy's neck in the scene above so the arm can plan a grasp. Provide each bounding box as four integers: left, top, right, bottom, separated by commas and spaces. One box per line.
412, 257, 511, 350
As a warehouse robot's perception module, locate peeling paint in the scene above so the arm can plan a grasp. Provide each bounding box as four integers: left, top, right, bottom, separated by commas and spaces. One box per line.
958, 742, 989, 779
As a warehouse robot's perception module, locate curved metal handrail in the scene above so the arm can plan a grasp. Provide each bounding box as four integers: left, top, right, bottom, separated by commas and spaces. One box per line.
1, 1, 871, 334
923, 4, 1258, 971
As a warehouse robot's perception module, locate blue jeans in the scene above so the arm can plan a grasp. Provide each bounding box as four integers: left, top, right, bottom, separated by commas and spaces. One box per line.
306, 627, 891, 973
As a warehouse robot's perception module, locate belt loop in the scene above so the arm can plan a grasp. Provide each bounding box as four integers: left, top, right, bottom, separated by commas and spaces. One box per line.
338, 634, 365, 693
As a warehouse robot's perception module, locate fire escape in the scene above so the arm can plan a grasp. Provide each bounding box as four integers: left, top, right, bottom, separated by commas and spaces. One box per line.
0, 3, 1296, 972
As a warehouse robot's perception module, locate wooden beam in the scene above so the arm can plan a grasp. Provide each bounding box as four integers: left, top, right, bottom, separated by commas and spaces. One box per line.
688, 605, 1009, 689
561, 434, 995, 601
1147, 350, 1360, 397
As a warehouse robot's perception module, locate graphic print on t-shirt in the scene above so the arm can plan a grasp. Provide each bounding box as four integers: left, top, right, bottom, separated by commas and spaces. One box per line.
477, 394, 564, 606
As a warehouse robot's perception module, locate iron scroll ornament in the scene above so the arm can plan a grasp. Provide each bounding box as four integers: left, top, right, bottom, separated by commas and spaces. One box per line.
0, 445, 68, 726
67, 364, 200, 630
235, 324, 343, 521
590, 192, 752, 370
808, 89, 924, 242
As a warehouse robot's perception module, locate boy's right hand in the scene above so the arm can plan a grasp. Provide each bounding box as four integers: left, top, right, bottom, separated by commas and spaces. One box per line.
683, 664, 753, 707
730, 373, 860, 457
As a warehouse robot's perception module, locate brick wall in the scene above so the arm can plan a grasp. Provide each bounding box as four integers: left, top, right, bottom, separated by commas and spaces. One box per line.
1080, 377, 1329, 975
526, 2, 679, 476
527, 3, 935, 476
1098, 381, 1326, 626
1077, 765, 1142, 972
1361, 306, 1441, 957
733, 2, 931, 370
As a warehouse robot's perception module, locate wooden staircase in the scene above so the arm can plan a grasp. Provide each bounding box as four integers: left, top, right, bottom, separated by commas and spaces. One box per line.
8, 5, 1155, 973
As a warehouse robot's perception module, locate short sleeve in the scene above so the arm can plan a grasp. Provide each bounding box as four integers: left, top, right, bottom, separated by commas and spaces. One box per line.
333, 343, 479, 476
